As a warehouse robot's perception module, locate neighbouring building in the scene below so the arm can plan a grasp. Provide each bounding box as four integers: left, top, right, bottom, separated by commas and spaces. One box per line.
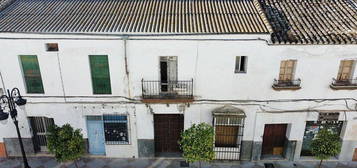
0, 0, 357, 162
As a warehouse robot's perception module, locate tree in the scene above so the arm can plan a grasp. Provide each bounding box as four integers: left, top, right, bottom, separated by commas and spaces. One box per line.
47, 124, 85, 168
311, 127, 341, 168
179, 123, 215, 168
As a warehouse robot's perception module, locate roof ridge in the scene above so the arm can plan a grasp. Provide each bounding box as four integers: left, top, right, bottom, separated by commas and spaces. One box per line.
253, 0, 274, 34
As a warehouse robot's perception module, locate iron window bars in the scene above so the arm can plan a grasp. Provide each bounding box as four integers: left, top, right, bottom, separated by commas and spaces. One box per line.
103, 115, 129, 145
213, 116, 244, 160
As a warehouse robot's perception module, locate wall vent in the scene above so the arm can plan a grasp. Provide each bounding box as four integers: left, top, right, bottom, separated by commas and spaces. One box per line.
45, 43, 59, 52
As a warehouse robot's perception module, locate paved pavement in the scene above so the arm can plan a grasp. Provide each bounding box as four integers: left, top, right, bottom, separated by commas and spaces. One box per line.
1, 157, 357, 168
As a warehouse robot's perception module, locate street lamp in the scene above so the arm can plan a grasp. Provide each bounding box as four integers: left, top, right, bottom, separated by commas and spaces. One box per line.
0, 87, 30, 168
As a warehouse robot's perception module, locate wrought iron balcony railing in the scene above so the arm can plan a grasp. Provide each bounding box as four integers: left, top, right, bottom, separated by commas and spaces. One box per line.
141, 79, 193, 99
331, 78, 357, 86
273, 78, 301, 88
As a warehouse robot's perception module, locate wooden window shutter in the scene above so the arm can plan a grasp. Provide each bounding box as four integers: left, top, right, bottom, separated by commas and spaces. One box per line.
89, 55, 112, 94
20, 55, 44, 93
279, 60, 296, 81
215, 126, 239, 147
167, 56, 178, 82
337, 60, 354, 80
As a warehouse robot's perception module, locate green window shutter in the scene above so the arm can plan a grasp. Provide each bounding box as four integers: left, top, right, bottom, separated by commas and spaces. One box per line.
89, 55, 112, 94
20, 55, 44, 93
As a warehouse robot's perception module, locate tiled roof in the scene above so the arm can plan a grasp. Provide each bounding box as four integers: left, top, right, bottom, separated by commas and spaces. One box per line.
0, 0, 14, 10
260, 0, 357, 44
0, 0, 270, 34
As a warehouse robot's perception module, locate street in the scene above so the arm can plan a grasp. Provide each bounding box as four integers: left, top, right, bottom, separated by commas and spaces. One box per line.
1, 157, 357, 168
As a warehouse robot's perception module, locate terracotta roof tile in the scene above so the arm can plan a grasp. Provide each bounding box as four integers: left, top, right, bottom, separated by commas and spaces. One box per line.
260, 0, 357, 44
0, 0, 270, 34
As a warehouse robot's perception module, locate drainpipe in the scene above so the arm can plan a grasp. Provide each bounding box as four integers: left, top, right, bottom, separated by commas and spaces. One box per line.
0, 70, 6, 92
123, 36, 131, 98
56, 52, 67, 102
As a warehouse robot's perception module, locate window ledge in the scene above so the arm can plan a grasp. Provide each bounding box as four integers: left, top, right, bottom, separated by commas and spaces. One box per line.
330, 84, 357, 90
272, 85, 301, 91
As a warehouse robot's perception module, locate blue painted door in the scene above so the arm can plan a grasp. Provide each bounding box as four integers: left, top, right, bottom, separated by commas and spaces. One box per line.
87, 117, 106, 155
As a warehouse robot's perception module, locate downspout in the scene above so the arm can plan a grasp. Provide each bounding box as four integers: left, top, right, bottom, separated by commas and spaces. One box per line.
56, 52, 67, 102
0, 70, 6, 92
123, 36, 131, 98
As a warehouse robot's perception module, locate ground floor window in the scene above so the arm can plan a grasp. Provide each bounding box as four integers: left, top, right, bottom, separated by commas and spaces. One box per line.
213, 115, 244, 160
301, 121, 343, 156
103, 115, 129, 144
29, 117, 55, 152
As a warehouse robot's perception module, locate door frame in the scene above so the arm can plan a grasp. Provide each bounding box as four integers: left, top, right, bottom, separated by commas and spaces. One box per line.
153, 114, 184, 156
86, 116, 106, 155
261, 124, 288, 158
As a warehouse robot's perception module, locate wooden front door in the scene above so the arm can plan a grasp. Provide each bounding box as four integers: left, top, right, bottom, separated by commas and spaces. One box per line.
262, 124, 287, 156
154, 114, 184, 155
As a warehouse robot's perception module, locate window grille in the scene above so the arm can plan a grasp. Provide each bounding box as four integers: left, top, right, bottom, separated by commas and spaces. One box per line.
29, 117, 54, 152
103, 115, 129, 144
214, 116, 244, 160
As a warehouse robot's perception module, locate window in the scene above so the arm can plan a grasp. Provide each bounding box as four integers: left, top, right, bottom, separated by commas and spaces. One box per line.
279, 60, 297, 81
301, 121, 343, 156
235, 56, 247, 73
29, 117, 54, 152
89, 55, 111, 94
45, 43, 59, 52
20, 55, 44, 93
214, 116, 243, 147
337, 60, 355, 81
103, 115, 129, 144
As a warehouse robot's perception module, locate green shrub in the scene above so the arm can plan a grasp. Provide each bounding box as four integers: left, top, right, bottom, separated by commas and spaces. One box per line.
179, 123, 215, 168
311, 128, 341, 168
47, 124, 85, 167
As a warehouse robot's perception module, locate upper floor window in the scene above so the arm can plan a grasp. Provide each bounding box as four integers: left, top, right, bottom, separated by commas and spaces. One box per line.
273, 59, 300, 90
235, 56, 247, 73
20, 55, 44, 93
337, 60, 355, 81
279, 60, 297, 81
89, 55, 111, 94
103, 115, 129, 144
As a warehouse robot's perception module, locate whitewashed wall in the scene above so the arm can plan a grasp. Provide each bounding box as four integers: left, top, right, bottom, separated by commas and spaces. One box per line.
0, 33, 356, 159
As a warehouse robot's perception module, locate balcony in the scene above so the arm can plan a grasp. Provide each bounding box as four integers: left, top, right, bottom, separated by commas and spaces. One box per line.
141, 79, 194, 103
272, 79, 301, 90
330, 78, 357, 90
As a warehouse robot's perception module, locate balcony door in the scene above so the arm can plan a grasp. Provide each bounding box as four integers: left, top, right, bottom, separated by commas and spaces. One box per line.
160, 56, 177, 92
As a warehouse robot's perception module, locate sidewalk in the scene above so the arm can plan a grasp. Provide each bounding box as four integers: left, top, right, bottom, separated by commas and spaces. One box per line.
1, 157, 357, 168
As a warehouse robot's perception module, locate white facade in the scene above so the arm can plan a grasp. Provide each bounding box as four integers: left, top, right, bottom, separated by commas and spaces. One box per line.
0, 33, 357, 161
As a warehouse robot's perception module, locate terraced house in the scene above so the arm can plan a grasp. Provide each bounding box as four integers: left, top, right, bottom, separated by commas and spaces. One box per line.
0, 0, 357, 162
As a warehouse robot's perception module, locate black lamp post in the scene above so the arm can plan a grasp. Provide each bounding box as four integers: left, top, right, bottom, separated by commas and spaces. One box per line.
0, 87, 30, 168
